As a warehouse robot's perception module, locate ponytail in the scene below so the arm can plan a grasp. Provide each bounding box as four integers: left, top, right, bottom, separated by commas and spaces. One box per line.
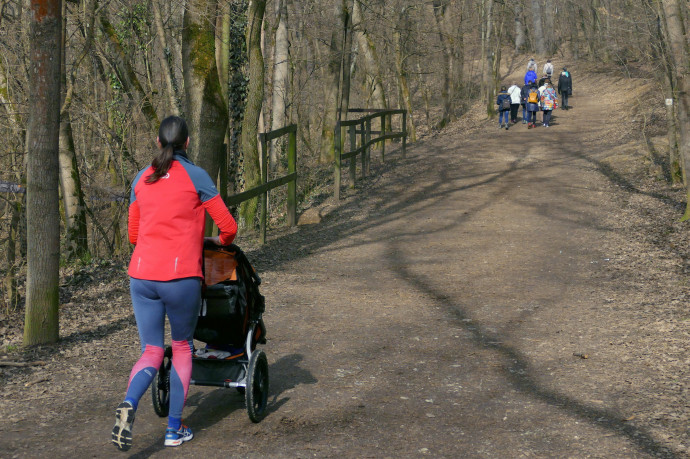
145, 116, 189, 184
146, 145, 175, 183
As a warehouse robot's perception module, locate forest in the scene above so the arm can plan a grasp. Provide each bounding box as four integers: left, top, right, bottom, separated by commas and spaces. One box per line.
1, 0, 690, 344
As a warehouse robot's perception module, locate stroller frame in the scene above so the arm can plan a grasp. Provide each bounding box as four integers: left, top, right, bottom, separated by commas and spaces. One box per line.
151, 244, 269, 423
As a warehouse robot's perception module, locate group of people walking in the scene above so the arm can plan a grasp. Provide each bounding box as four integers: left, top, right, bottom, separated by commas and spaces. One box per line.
496, 59, 573, 130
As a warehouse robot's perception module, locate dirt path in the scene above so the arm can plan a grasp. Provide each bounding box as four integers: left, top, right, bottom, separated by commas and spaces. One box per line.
2, 73, 688, 458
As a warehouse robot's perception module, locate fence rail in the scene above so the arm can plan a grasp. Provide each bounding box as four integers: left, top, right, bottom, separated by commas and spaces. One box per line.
225, 124, 297, 245
334, 109, 407, 200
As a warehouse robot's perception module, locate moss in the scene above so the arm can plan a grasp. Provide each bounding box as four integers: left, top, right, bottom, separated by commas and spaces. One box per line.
184, 22, 217, 79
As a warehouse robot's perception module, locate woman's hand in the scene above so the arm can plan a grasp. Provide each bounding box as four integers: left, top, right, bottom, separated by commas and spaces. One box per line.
204, 236, 222, 246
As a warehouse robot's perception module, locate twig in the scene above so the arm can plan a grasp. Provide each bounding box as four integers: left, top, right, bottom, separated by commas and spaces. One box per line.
25, 376, 50, 387
0, 360, 48, 367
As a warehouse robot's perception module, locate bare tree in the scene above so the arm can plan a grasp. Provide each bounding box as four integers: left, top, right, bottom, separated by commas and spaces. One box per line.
269, 0, 289, 170
531, 0, 545, 55
660, 0, 690, 219
514, 1, 526, 52
182, 0, 229, 199
24, 0, 62, 345
240, 0, 267, 226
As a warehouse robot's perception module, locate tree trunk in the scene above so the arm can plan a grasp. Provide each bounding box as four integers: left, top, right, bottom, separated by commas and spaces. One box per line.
531, 0, 546, 55
182, 0, 229, 199
4, 200, 20, 311
239, 0, 266, 228
543, 0, 556, 54
432, 0, 455, 128
269, 0, 289, 170
59, 112, 89, 260
654, 1, 683, 184
352, 0, 386, 110
394, 22, 416, 143
661, 0, 690, 219
514, 2, 526, 52
338, 0, 354, 120
24, 0, 62, 346
152, 0, 182, 115
60, 1, 89, 260
227, 0, 249, 200
319, 2, 348, 164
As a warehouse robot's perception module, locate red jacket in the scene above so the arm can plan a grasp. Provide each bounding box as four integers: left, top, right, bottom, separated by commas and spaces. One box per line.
128, 153, 237, 281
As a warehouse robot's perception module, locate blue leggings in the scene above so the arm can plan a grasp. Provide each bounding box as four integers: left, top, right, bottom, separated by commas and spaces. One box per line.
125, 277, 201, 425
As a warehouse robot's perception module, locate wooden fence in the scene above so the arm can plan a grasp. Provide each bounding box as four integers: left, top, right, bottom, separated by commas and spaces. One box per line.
225, 124, 297, 244
334, 109, 407, 200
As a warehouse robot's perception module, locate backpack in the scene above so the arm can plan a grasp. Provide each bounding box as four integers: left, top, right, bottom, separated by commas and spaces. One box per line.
527, 88, 539, 104
501, 97, 511, 110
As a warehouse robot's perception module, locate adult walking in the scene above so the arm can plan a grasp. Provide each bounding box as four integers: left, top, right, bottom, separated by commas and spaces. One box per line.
524, 67, 537, 86
540, 82, 558, 127
543, 59, 554, 78
525, 81, 540, 129
111, 116, 238, 451
496, 86, 511, 130
507, 82, 522, 124
558, 67, 573, 110
520, 80, 532, 124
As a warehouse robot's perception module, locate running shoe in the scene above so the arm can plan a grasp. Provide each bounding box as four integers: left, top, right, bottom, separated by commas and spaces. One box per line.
111, 401, 135, 451
164, 424, 194, 447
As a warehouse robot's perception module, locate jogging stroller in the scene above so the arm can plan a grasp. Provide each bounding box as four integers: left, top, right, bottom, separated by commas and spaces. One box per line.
151, 243, 269, 423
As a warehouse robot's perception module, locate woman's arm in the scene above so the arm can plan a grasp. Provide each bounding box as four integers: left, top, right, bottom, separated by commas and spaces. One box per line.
128, 200, 140, 245
203, 194, 238, 245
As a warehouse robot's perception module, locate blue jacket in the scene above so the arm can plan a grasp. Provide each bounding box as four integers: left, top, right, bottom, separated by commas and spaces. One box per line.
496, 92, 511, 111
524, 70, 537, 86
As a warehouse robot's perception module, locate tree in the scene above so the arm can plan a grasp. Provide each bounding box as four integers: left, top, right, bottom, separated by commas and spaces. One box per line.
352, 0, 387, 111
660, 0, 690, 219
182, 0, 229, 208
530, 0, 545, 55
24, 0, 62, 345
269, 0, 289, 170
239, 0, 267, 227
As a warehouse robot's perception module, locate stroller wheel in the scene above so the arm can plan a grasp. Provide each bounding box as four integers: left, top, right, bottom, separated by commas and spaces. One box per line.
246, 350, 269, 423
152, 346, 172, 417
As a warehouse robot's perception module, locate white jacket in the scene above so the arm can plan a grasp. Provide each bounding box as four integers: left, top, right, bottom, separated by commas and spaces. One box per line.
507, 85, 522, 104
543, 62, 554, 75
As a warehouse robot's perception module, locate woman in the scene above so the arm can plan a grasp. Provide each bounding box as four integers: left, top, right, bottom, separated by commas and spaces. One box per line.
496, 86, 511, 130
540, 82, 558, 127
111, 116, 237, 451
525, 81, 541, 129
507, 82, 522, 124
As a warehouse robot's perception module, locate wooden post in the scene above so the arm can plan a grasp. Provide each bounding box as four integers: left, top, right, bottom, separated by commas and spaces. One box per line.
380, 113, 386, 162
349, 125, 356, 188
402, 110, 407, 158
287, 127, 297, 226
259, 134, 268, 245
334, 121, 341, 200
365, 118, 371, 176
360, 120, 366, 179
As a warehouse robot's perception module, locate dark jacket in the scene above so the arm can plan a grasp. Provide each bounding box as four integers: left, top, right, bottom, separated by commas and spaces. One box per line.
558, 71, 572, 95
496, 91, 511, 112
520, 84, 531, 105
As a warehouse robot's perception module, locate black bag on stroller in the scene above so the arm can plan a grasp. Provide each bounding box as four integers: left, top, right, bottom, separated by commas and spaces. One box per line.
195, 243, 266, 349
